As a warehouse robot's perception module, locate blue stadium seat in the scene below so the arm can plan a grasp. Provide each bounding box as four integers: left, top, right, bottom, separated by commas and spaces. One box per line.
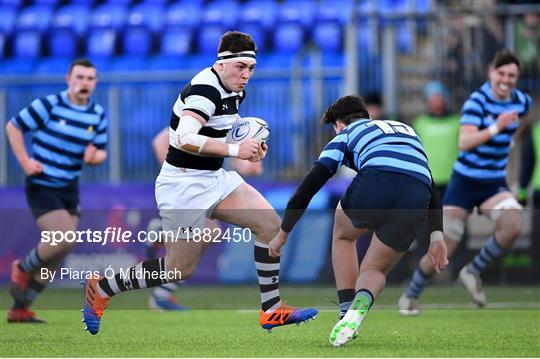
87, 28, 117, 57
203, 0, 239, 27
0, 4, 18, 35
241, 0, 278, 29
273, 22, 304, 52
313, 22, 342, 52
122, 3, 165, 56
236, 22, 266, 52
91, 3, 127, 30
17, 4, 54, 32
108, 56, 147, 72
0, 0, 24, 7
49, 28, 77, 57
52, 4, 90, 36
279, 0, 315, 28
122, 27, 152, 56
312, 13, 342, 52
186, 53, 216, 69
126, 2, 165, 33
33, 0, 61, 6
0, 58, 36, 74
357, 0, 377, 18
197, 23, 226, 54
319, 0, 353, 24
13, 30, 41, 58
36, 57, 72, 74
148, 54, 189, 71
166, 1, 202, 29
161, 27, 192, 56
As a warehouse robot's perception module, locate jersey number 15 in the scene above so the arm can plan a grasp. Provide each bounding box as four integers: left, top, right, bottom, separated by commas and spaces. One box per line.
368, 120, 417, 137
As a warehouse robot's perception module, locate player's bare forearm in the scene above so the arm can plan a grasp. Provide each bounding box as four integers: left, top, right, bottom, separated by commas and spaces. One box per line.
199, 137, 233, 157
458, 126, 493, 151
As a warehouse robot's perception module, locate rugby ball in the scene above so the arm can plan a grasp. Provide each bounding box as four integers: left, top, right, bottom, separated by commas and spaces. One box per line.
226, 117, 269, 144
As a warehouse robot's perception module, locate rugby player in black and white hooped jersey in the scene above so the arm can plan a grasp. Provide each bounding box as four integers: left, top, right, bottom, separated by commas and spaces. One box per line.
81, 31, 317, 335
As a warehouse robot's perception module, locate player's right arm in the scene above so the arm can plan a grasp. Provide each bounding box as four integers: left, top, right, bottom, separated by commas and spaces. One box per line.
6, 122, 43, 176
176, 110, 259, 160
459, 112, 518, 151
426, 176, 448, 273
6, 98, 51, 176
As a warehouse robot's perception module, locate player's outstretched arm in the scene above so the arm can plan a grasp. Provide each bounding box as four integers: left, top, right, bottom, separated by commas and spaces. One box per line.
269, 163, 333, 258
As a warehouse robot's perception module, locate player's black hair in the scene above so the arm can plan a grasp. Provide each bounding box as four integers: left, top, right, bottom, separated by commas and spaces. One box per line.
492, 49, 520, 69
218, 31, 257, 54
320, 95, 371, 125
68, 58, 96, 73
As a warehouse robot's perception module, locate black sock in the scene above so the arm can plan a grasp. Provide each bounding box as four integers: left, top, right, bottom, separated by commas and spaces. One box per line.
97, 258, 173, 298
337, 288, 355, 319
254, 242, 281, 311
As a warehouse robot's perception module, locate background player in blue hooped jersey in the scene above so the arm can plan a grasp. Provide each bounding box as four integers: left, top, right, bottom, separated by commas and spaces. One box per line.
5, 59, 108, 323
399, 49, 533, 315
268, 95, 449, 347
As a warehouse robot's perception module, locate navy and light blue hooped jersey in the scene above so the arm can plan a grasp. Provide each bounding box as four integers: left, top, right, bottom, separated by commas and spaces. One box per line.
10, 90, 108, 187
316, 119, 431, 186
456, 82, 532, 180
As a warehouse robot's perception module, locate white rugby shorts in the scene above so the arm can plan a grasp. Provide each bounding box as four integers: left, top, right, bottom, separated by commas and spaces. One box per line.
155, 161, 244, 237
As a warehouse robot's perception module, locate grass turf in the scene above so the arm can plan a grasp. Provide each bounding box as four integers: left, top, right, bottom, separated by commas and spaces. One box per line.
1, 286, 539, 357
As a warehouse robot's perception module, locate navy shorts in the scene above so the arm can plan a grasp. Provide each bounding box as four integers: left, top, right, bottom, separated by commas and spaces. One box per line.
25, 180, 80, 219
443, 171, 509, 212
340, 168, 431, 252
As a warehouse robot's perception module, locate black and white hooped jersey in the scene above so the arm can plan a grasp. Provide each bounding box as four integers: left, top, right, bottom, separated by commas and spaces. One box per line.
165, 67, 245, 170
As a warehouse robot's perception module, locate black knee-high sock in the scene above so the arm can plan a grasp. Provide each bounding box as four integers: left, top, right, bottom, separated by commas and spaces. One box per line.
337, 288, 355, 319
254, 242, 281, 311
97, 258, 174, 298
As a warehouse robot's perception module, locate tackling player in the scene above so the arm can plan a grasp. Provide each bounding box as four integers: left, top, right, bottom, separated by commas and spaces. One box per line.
268, 95, 448, 347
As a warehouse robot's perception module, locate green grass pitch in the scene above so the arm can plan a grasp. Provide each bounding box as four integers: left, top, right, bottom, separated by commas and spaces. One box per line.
1, 286, 539, 357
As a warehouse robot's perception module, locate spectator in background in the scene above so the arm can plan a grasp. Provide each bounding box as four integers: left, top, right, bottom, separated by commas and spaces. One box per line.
515, 11, 540, 93
413, 81, 460, 198
409, 81, 461, 268
518, 120, 540, 283
515, 12, 540, 72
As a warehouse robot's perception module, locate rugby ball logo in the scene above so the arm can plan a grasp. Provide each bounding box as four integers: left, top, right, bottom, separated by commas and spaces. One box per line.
226, 117, 270, 144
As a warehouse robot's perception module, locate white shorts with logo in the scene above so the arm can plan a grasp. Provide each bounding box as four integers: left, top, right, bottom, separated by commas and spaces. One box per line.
155, 161, 244, 237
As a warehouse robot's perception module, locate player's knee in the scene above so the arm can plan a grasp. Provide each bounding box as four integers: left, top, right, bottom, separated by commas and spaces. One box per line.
497, 210, 522, 240
250, 212, 280, 242
443, 215, 465, 242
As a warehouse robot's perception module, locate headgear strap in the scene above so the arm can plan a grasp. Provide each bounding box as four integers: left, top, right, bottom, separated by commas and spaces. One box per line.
216, 51, 257, 64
